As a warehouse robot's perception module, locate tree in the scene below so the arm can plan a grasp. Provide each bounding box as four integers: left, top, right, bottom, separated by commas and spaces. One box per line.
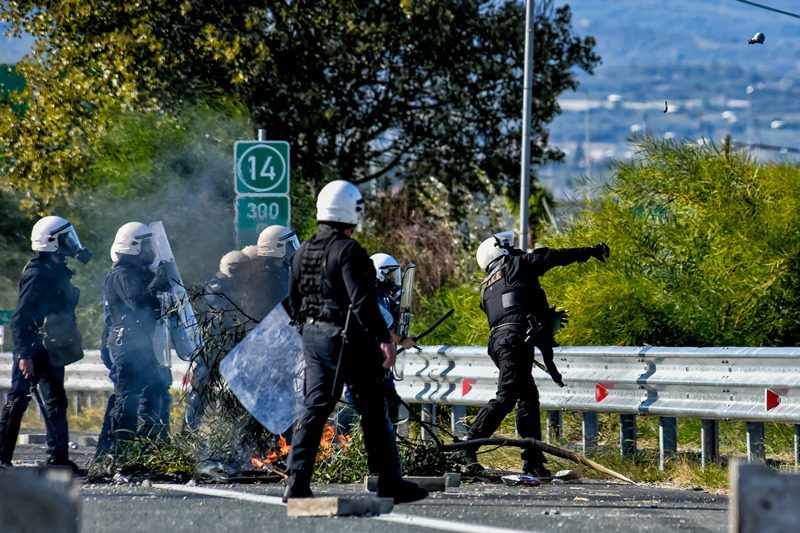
0, 1, 598, 212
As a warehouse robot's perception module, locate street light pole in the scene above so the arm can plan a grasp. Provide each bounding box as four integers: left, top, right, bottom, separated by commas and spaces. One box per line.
519, 0, 535, 251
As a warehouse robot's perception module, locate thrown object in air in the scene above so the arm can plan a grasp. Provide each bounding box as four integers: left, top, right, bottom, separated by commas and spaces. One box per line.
748, 32, 765, 45
501, 474, 541, 487
221, 305, 304, 434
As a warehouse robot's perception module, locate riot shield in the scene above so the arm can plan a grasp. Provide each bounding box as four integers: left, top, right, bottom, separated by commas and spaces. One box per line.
394, 263, 416, 380
152, 302, 171, 368
150, 221, 203, 361
220, 304, 304, 434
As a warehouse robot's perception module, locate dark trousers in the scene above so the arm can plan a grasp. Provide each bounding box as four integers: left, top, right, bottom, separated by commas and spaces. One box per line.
96, 366, 171, 456
468, 329, 546, 466
0, 350, 69, 463
108, 334, 169, 445
287, 322, 402, 482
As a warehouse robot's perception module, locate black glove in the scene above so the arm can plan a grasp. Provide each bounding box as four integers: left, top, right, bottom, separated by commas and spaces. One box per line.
148, 263, 172, 293
591, 242, 610, 262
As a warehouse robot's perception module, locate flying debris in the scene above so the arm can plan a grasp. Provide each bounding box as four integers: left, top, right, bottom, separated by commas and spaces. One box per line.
748, 32, 765, 45
663, 101, 668, 113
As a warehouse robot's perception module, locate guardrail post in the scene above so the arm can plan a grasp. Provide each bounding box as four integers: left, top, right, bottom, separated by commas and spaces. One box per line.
659, 417, 677, 470
396, 404, 410, 438
795, 425, 800, 467
546, 411, 562, 443
450, 405, 467, 438
701, 419, 719, 467
421, 403, 437, 441
582, 412, 599, 453
746, 421, 766, 461
619, 414, 636, 457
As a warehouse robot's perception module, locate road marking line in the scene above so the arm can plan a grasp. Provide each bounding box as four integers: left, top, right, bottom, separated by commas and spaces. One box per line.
155, 484, 536, 533
375, 513, 535, 533
155, 484, 285, 505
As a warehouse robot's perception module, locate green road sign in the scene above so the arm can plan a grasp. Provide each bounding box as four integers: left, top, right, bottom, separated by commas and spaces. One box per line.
234, 141, 290, 194
235, 195, 291, 248
0, 309, 12, 326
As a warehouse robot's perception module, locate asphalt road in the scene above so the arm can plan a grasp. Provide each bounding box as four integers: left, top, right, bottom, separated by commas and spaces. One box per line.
9, 434, 728, 533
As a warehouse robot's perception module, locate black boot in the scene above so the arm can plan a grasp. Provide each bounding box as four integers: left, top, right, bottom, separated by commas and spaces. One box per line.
522, 460, 551, 478
522, 449, 550, 478
377, 477, 429, 505
282, 470, 313, 503
452, 438, 484, 475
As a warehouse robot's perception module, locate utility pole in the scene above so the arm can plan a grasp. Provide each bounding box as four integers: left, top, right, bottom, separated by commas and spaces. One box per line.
519, 0, 535, 251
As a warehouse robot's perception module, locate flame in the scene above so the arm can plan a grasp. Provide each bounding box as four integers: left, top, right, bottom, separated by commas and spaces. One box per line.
316, 424, 351, 460
250, 434, 292, 469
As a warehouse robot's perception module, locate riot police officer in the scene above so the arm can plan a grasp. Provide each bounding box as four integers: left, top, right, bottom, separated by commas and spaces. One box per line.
465, 231, 609, 476
0, 216, 92, 469
333, 252, 415, 436
283, 180, 427, 504
103, 222, 172, 447
184, 226, 299, 430
183, 249, 249, 430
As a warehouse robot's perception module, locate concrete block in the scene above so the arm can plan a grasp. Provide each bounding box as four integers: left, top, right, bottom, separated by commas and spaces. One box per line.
730, 458, 800, 533
17, 433, 47, 445
444, 472, 461, 488
0, 468, 80, 533
364, 473, 460, 492
287, 496, 393, 517
77, 435, 98, 447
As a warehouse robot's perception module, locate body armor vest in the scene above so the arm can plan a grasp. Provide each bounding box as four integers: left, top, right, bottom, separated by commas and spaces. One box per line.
480, 260, 530, 328
297, 232, 345, 323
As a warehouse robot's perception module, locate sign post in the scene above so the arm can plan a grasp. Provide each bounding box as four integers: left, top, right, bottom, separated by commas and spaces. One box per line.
0, 309, 13, 351
234, 139, 291, 248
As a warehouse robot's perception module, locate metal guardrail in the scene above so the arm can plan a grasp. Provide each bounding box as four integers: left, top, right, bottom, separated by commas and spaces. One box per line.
395, 345, 800, 467
0, 351, 191, 393
4, 345, 799, 466
396, 345, 800, 423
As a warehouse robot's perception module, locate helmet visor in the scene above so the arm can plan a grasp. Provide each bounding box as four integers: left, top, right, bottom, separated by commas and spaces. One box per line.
282, 233, 300, 258
56, 226, 82, 256
384, 266, 401, 288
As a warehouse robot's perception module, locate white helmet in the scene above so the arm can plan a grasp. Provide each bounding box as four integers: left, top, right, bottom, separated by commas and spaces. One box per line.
371, 253, 401, 288
110, 222, 153, 262
257, 225, 300, 259
31, 216, 92, 263
476, 230, 515, 272
316, 180, 364, 228
219, 250, 249, 278
240, 245, 258, 260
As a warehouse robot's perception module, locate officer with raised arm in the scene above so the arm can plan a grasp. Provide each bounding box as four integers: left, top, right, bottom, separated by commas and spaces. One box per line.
463, 231, 609, 477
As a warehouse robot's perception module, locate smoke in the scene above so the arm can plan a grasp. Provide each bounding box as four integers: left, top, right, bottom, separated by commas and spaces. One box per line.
60, 102, 253, 347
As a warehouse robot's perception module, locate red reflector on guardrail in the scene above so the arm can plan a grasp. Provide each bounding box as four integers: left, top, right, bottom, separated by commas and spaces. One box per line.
766, 388, 781, 411
596, 384, 608, 403
462, 379, 476, 396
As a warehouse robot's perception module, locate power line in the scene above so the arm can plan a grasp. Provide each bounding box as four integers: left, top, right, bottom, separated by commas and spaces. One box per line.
731, 141, 800, 154
733, 0, 800, 20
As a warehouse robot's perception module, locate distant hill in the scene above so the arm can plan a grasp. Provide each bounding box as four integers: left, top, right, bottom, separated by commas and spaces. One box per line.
567, 0, 800, 70
539, 1, 800, 197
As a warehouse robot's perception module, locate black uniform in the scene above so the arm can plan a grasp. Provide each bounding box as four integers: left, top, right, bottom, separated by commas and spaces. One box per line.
468, 246, 601, 474
286, 224, 403, 492
103, 256, 171, 445
0, 253, 78, 465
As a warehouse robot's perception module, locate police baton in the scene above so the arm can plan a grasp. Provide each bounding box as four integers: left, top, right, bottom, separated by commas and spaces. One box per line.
396, 308, 454, 355
30, 382, 58, 438
331, 305, 353, 398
